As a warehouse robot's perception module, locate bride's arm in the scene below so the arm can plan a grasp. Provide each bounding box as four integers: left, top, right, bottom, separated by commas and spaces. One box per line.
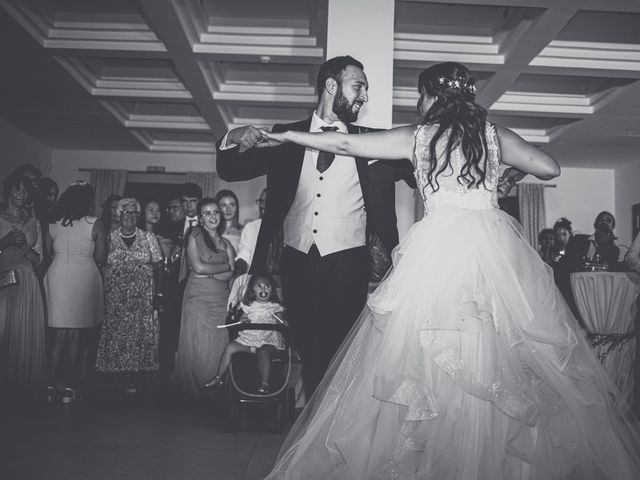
494, 124, 560, 180
261, 125, 417, 161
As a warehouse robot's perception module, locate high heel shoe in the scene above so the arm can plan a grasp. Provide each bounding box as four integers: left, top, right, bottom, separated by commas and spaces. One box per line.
201, 376, 223, 389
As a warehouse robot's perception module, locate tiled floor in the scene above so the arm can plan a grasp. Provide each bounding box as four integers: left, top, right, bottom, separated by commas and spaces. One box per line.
1, 393, 289, 480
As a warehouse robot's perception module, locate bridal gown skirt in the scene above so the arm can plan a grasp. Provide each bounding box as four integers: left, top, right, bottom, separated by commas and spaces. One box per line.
266, 205, 640, 480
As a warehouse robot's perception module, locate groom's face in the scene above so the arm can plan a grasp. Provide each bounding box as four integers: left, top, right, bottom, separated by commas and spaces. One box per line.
332, 65, 369, 123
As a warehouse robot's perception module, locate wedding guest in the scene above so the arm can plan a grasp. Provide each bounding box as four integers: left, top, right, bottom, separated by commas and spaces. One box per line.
96, 198, 163, 394
563, 211, 620, 271
139, 199, 172, 259
157, 196, 186, 380
552, 217, 573, 263
34, 177, 59, 278
215, 189, 243, 253
172, 198, 234, 399
45, 181, 105, 404
99, 194, 122, 234
626, 230, 640, 274
235, 187, 267, 274
0, 173, 46, 400
537, 228, 555, 265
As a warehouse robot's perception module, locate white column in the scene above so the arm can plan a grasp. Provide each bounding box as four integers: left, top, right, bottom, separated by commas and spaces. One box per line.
326, 0, 414, 238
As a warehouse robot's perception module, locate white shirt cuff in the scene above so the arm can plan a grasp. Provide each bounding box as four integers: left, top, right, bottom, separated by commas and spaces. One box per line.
219, 131, 238, 151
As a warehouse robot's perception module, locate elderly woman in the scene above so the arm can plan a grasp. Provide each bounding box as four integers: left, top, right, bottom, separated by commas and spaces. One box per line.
214, 189, 243, 253
0, 173, 47, 400
96, 198, 163, 394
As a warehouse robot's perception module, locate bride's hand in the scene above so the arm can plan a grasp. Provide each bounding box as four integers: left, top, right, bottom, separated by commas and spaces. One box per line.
255, 130, 288, 148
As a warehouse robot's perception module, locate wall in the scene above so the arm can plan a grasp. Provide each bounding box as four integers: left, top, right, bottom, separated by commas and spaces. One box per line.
527, 167, 615, 236
0, 118, 52, 195
615, 158, 640, 247
50, 149, 266, 223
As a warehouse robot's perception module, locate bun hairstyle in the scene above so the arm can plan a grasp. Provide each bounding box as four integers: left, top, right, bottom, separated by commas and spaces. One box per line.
417, 62, 488, 192
553, 217, 573, 235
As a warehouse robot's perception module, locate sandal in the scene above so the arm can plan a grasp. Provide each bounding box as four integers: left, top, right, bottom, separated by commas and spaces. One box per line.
201, 376, 224, 389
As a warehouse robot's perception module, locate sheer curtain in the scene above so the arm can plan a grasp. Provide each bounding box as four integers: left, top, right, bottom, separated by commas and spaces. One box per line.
518, 183, 546, 250
186, 171, 219, 198
89, 169, 127, 216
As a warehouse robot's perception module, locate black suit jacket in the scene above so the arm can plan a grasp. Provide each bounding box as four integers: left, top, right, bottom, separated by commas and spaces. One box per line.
215, 118, 415, 273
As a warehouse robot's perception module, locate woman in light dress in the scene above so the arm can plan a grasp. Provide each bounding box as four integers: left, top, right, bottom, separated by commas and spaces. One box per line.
45, 181, 105, 403
259, 62, 640, 479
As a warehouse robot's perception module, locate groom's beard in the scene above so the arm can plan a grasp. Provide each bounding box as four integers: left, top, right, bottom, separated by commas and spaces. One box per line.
332, 87, 362, 124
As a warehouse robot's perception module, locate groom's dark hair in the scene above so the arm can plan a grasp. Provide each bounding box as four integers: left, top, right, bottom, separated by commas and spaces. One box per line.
316, 55, 364, 97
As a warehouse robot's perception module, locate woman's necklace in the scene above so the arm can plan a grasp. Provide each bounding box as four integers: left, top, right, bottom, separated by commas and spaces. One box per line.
119, 229, 136, 239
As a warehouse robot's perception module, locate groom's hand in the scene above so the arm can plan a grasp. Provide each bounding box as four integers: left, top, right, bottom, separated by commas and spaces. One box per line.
228, 125, 269, 153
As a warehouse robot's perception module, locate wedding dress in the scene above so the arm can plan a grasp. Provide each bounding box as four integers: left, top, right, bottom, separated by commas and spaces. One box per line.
264, 124, 640, 479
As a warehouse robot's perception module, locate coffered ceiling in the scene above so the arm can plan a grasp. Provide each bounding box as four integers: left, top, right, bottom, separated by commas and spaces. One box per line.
1, 0, 640, 166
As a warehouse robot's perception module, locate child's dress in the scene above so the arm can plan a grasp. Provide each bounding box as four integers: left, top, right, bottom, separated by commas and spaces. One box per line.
236, 301, 285, 350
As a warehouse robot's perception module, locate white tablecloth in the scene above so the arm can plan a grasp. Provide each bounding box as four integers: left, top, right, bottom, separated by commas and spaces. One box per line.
571, 272, 639, 406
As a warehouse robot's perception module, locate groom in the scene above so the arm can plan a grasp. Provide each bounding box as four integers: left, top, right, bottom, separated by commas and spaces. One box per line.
216, 55, 414, 397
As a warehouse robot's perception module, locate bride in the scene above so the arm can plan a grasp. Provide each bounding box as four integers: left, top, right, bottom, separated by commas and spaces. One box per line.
257, 62, 640, 479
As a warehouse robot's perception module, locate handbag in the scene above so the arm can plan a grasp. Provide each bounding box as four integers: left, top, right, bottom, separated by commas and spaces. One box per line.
0, 268, 18, 288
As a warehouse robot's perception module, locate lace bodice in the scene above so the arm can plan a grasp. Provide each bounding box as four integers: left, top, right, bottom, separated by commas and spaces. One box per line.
413, 122, 500, 215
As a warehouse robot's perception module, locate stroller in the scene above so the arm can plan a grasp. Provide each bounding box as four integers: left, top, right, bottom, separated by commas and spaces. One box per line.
222, 275, 296, 432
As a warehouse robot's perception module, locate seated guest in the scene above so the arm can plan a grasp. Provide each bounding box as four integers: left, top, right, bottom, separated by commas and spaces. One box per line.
45, 181, 105, 404
537, 228, 555, 265
552, 217, 573, 264
215, 189, 243, 253
96, 198, 163, 394
563, 211, 620, 272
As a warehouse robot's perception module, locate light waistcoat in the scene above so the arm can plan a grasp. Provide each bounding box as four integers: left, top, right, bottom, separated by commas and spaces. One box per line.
283, 113, 366, 256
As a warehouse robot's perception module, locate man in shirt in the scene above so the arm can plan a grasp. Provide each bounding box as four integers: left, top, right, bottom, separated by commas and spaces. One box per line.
216, 55, 415, 396
235, 187, 268, 274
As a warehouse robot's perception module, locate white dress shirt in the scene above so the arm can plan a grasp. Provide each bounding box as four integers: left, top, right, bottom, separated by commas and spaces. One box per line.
236, 218, 261, 267
283, 112, 366, 256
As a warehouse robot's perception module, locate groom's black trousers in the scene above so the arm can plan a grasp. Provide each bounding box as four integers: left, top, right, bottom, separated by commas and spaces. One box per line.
281, 244, 370, 399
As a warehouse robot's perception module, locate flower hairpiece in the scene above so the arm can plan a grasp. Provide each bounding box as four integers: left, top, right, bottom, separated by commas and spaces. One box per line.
437, 75, 477, 94
70, 180, 89, 187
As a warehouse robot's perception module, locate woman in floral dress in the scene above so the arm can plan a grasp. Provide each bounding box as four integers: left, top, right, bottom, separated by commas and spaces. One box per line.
96, 198, 163, 393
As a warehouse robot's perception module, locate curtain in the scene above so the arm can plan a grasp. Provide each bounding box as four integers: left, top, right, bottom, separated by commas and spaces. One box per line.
186, 171, 219, 198
89, 169, 127, 216
518, 183, 546, 250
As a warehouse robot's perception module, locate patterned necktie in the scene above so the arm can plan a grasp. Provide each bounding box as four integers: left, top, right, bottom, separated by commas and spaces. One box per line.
316, 126, 339, 173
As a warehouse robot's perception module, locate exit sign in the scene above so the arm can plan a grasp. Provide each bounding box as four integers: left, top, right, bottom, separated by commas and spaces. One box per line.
146, 166, 166, 172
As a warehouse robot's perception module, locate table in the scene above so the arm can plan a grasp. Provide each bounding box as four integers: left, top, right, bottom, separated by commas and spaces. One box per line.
570, 272, 639, 407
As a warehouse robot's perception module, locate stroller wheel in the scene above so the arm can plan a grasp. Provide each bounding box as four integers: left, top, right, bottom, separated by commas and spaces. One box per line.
228, 402, 242, 431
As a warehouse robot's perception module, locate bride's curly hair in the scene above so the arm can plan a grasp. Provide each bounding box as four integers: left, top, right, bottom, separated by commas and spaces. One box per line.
417, 62, 489, 191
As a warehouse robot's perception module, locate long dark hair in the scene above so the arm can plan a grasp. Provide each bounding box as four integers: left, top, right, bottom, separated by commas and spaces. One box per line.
242, 273, 280, 305
214, 189, 241, 230
417, 62, 488, 191
100, 194, 122, 232
191, 197, 225, 253
51, 182, 94, 226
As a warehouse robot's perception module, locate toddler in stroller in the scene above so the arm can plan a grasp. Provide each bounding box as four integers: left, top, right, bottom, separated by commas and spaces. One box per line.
202, 273, 286, 395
